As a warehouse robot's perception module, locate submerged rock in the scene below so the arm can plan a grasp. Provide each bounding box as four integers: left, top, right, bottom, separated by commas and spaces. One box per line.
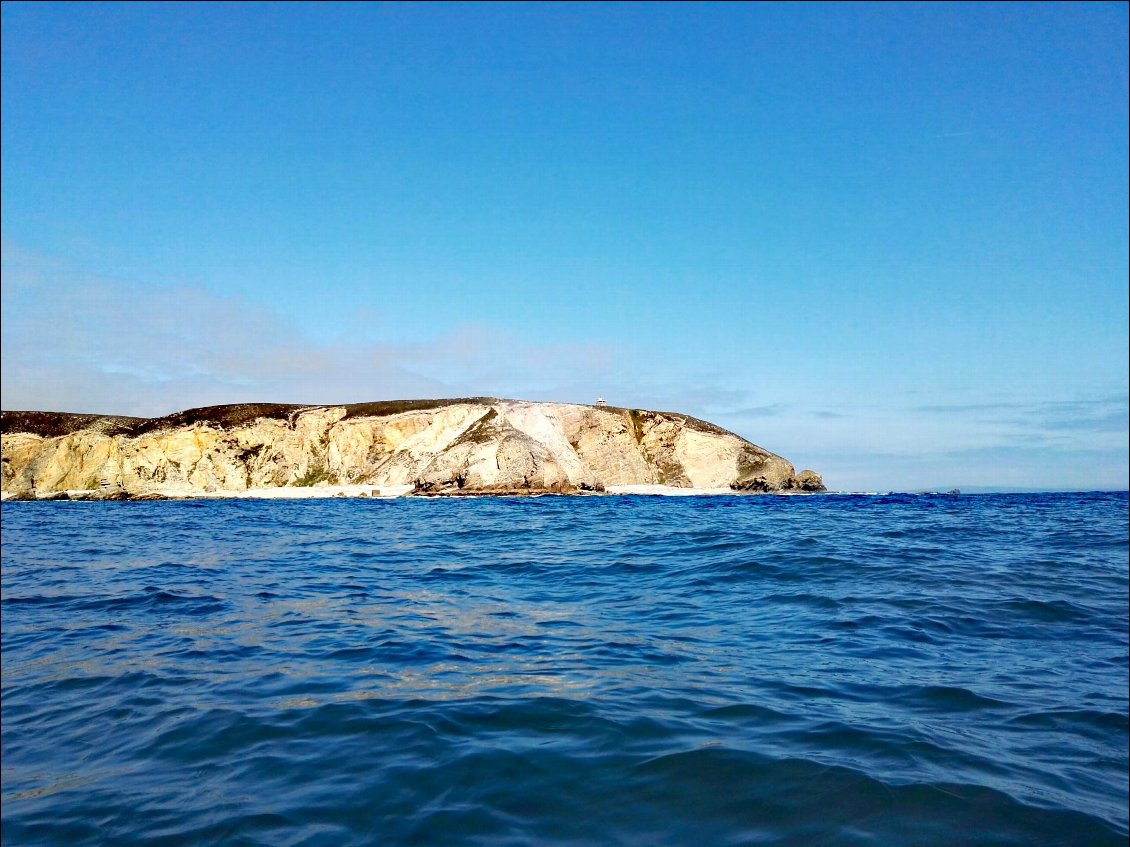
1, 399, 824, 498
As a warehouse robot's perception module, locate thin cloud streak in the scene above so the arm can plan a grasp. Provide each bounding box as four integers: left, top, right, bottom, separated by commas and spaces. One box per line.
0, 256, 621, 416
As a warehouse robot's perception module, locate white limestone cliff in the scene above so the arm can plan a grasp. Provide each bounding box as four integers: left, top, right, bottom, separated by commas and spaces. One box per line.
1, 399, 824, 498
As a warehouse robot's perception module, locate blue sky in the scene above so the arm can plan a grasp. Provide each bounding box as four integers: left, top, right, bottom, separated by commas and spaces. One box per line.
2, 2, 1127, 492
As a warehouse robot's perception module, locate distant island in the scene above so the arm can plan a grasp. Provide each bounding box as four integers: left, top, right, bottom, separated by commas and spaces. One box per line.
0, 399, 824, 500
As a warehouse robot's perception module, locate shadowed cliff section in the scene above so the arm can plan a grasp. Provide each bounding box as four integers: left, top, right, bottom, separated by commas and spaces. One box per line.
1, 399, 824, 499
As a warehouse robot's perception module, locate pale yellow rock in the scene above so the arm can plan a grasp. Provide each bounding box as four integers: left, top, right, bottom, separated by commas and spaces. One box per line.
1, 400, 823, 497
675, 428, 739, 489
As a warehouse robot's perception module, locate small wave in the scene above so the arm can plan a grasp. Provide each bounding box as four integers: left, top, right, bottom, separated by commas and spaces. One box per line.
990, 597, 1096, 623
2, 588, 228, 616
1007, 707, 1129, 733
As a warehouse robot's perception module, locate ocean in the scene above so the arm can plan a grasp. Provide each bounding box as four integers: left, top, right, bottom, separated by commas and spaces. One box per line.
1, 492, 1127, 846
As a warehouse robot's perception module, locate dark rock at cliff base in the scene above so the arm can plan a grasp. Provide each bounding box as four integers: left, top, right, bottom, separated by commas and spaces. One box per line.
732, 469, 826, 493
794, 470, 826, 492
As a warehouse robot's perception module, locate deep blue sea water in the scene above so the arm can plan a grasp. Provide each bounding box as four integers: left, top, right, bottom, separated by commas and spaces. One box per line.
1, 492, 1127, 846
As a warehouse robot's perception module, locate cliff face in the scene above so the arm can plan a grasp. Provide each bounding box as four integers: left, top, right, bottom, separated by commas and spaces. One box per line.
0, 399, 824, 498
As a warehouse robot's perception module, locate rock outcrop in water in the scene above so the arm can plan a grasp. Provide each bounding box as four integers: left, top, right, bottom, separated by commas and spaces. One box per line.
0, 399, 824, 499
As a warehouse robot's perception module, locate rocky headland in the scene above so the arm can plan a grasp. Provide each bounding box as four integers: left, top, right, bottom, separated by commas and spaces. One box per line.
0, 399, 824, 500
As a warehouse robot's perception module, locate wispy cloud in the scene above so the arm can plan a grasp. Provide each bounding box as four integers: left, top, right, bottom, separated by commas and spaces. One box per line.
915, 396, 1129, 437
0, 248, 623, 416
725, 404, 785, 418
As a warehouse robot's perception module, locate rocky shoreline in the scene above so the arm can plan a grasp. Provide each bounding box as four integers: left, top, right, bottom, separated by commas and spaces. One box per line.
1, 484, 827, 502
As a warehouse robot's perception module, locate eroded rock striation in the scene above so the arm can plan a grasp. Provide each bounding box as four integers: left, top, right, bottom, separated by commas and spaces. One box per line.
1, 399, 824, 499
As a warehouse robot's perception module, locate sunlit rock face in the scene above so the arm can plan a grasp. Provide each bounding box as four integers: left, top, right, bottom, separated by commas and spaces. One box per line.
1, 399, 824, 497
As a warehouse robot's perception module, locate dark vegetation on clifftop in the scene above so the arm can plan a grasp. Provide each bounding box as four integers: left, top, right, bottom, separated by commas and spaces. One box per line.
2, 400, 499, 437
2, 399, 741, 441
0, 411, 146, 438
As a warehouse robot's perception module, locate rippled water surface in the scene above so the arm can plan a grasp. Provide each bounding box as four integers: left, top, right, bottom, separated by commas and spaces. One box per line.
2, 492, 1127, 845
